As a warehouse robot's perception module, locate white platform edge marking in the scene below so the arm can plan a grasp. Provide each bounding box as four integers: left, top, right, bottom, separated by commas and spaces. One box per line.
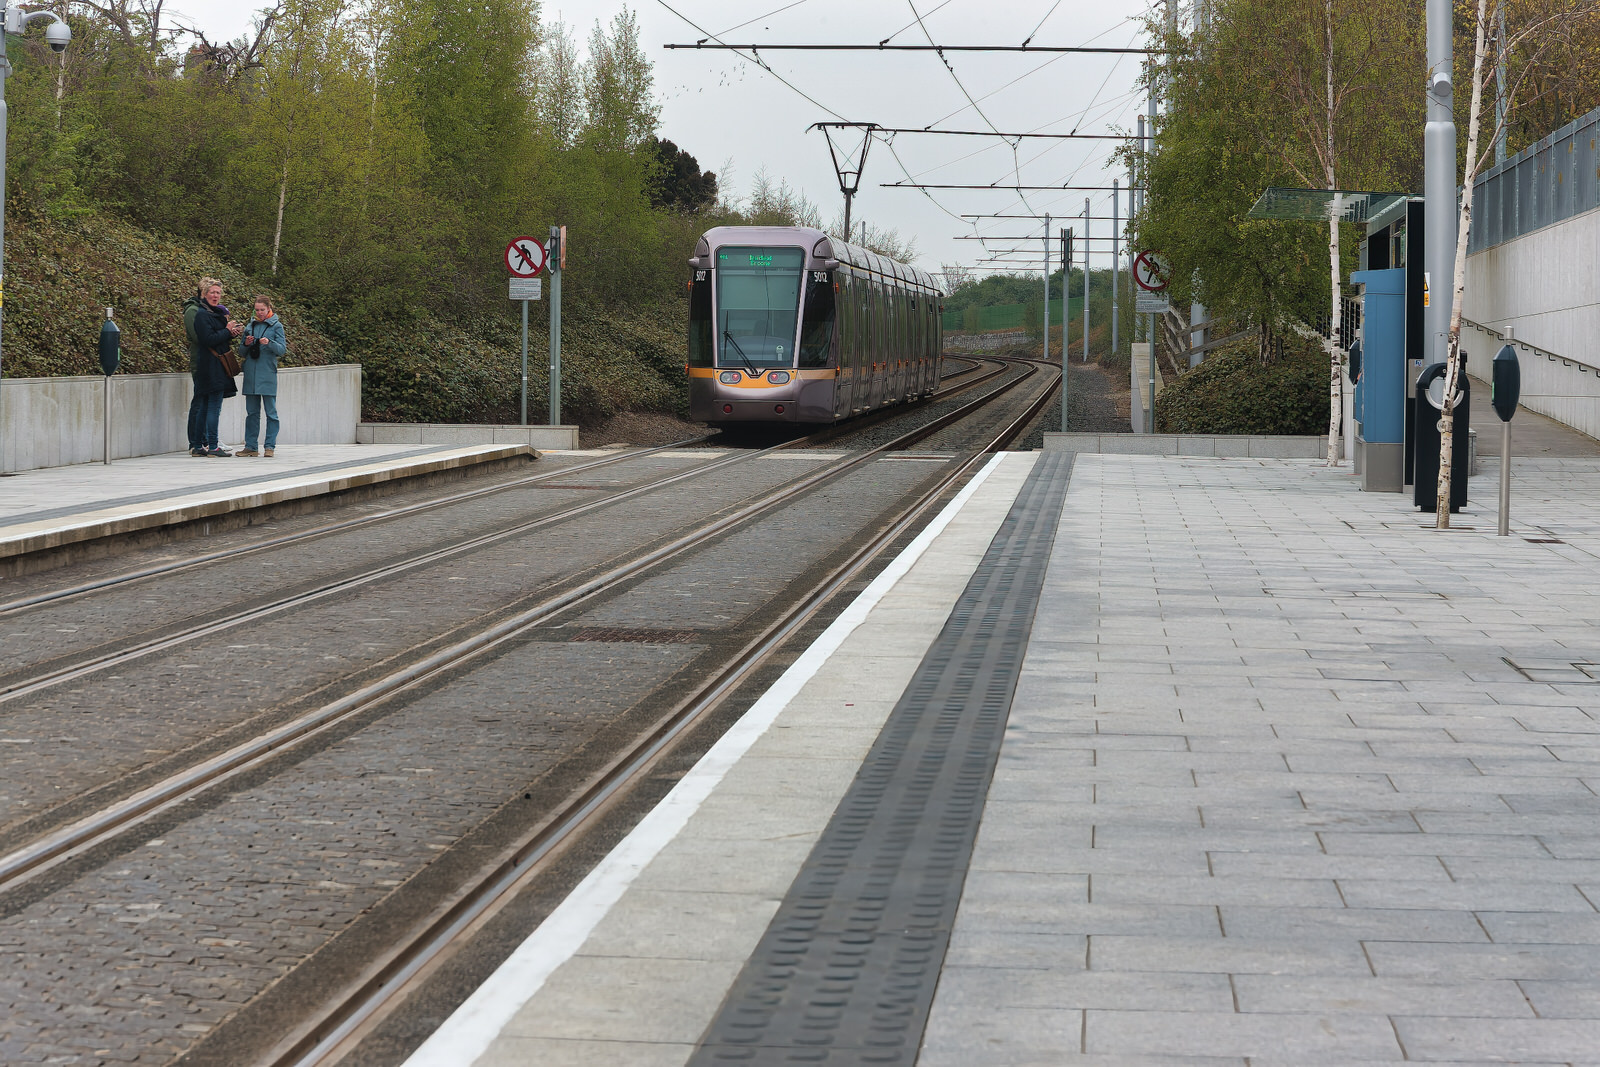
402, 452, 1011, 1067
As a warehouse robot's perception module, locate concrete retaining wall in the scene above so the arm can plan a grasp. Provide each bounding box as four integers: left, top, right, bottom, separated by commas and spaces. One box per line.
1, 364, 361, 473
357, 422, 580, 450
1464, 204, 1600, 439
1043, 432, 1330, 458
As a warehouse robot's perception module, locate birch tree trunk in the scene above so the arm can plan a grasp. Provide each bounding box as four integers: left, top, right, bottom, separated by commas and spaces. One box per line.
271, 154, 289, 276
1435, 0, 1492, 527
1323, 0, 1344, 466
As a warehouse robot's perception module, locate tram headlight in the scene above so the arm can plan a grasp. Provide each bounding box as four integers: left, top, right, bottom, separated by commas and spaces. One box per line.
718, 370, 742, 384
767, 371, 791, 385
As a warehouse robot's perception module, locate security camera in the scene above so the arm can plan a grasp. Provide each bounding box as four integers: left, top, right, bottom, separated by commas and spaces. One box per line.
44, 18, 70, 53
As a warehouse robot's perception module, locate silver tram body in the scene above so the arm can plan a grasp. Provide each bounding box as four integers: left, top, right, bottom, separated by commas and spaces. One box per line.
686, 226, 943, 424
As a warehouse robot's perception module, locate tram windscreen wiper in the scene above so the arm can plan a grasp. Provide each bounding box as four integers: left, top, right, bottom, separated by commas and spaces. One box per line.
722, 330, 760, 376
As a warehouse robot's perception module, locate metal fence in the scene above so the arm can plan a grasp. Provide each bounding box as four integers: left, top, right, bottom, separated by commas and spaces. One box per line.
1469, 104, 1600, 254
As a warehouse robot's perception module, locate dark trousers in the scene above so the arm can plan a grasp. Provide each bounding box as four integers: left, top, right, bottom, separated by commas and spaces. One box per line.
187, 389, 224, 450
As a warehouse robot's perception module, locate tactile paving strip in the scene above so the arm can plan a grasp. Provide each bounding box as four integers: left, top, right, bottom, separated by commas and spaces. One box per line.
687, 452, 1075, 1064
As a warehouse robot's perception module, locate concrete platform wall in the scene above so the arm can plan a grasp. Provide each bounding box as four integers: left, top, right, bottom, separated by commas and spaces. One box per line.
357, 422, 580, 450
1, 364, 361, 473
1043, 432, 1330, 457
1457, 318, 1600, 440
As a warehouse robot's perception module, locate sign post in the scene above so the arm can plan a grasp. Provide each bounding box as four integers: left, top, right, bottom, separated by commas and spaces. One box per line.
1060, 227, 1072, 432
549, 225, 565, 428
1492, 340, 1521, 536
1133, 250, 1171, 432
505, 237, 548, 426
98, 307, 120, 465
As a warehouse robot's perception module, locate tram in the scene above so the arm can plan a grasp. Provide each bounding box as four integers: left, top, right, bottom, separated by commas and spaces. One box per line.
686, 226, 943, 424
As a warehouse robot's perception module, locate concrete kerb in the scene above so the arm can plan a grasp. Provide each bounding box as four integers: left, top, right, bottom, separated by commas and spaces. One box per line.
0, 444, 537, 578
358, 423, 580, 450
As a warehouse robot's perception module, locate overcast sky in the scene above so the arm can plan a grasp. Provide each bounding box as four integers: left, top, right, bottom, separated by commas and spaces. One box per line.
177, 0, 1152, 277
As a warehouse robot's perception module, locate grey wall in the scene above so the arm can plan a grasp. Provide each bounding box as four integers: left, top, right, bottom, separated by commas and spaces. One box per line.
1, 364, 361, 472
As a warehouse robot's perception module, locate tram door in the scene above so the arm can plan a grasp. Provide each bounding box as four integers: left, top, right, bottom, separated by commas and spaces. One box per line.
835, 274, 854, 418
869, 283, 885, 409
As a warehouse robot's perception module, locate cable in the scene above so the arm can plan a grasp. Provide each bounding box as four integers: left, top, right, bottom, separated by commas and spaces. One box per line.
1021, 0, 1068, 46
714, 0, 812, 37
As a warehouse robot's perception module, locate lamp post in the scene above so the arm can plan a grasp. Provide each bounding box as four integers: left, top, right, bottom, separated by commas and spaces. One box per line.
0, 2, 71, 474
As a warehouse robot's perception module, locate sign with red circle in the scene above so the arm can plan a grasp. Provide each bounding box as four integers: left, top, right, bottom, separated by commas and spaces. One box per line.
1133, 250, 1172, 292
505, 237, 547, 278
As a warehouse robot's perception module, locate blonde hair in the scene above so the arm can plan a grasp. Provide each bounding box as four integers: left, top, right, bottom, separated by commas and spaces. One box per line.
199, 275, 223, 294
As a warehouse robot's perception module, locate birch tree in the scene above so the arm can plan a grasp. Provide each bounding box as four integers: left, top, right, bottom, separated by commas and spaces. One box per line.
1434, 0, 1597, 526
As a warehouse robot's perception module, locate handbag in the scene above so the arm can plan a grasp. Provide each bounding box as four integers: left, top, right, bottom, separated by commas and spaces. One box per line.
214, 347, 242, 377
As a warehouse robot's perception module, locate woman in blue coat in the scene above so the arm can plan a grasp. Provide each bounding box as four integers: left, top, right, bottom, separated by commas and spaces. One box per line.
238, 296, 287, 457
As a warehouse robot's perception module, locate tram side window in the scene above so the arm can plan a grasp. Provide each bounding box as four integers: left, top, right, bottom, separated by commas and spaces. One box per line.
799, 272, 836, 368
688, 274, 713, 367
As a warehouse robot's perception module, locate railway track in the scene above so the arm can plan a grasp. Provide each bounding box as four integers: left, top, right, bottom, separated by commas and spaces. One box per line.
0, 352, 1058, 1067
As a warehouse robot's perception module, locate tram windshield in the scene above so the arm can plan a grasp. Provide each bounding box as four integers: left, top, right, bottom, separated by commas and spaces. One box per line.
716, 246, 804, 367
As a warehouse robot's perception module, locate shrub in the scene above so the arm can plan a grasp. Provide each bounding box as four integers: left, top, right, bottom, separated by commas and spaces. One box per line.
1155, 345, 1328, 435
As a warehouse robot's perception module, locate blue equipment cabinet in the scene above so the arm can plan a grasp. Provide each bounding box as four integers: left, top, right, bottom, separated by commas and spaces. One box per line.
1349, 267, 1406, 492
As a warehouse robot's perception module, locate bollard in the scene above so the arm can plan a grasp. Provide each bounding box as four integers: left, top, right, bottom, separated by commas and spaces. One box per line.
98, 307, 120, 465
1491, 340, 1521, 535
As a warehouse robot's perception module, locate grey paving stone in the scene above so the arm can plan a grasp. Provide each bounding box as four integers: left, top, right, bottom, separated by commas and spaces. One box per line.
1088, 934, 1372, 975
1392, 1016, 1600, 1061
1232, 974, 1533, 1016
1084, 1009, 1404, 1061
1335, 878, 1597, 911
1366, 941, 1600, 980
1217, 904, 1488, 943
932, 964, 1232, 1012
1517, 979, 1600, 1018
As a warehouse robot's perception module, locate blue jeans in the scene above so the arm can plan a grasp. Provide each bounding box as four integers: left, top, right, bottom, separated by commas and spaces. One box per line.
188, 389, 224, 450
245, 394, 279, 450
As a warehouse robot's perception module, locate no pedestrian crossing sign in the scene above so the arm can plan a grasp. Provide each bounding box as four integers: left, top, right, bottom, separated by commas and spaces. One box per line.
505, 236, 547, 278
1133, 250, 1171, 292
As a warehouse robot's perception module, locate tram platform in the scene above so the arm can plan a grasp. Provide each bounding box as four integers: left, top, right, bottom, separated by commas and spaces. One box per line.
0, 442, 541, 573
409, 444, 1600, 1066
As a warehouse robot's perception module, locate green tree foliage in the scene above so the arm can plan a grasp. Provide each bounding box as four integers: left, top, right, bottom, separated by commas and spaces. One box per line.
1140, 0, 1423, 339
648, 138, 718, 212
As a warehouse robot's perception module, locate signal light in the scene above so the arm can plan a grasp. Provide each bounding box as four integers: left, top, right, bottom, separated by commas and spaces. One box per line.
774, 405, 785, 413
723, 404, 733, 413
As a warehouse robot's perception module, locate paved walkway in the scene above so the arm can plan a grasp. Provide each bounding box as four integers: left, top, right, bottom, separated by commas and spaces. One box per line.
408, 448, 1600, 1066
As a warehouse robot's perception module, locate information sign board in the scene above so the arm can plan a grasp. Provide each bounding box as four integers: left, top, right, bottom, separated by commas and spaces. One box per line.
510, 277, 542, 301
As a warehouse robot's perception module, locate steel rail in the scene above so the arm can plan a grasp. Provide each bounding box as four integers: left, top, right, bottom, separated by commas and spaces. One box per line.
267, 358, 1056, 1067
0, 437, 716, 619
0, 362, 1013, 707
0, 364, 1041, 898
0, 448, 770, 707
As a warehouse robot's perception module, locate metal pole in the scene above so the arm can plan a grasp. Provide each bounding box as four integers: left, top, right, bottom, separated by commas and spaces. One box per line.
842, 192, 853, 245
1425, 0, 1456, 367
1146, 79, 1157, 432
1061, 227, 1070, 432
103, 373, 111, 464
1082, 198, 1090, 364
520, 298, 528, 425
1494, 9, 1507, 166
1498, 420, 1511, 535
549, 225, 562, 427
1111, 179, 1119, 358
1042, 212, 1050, 366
